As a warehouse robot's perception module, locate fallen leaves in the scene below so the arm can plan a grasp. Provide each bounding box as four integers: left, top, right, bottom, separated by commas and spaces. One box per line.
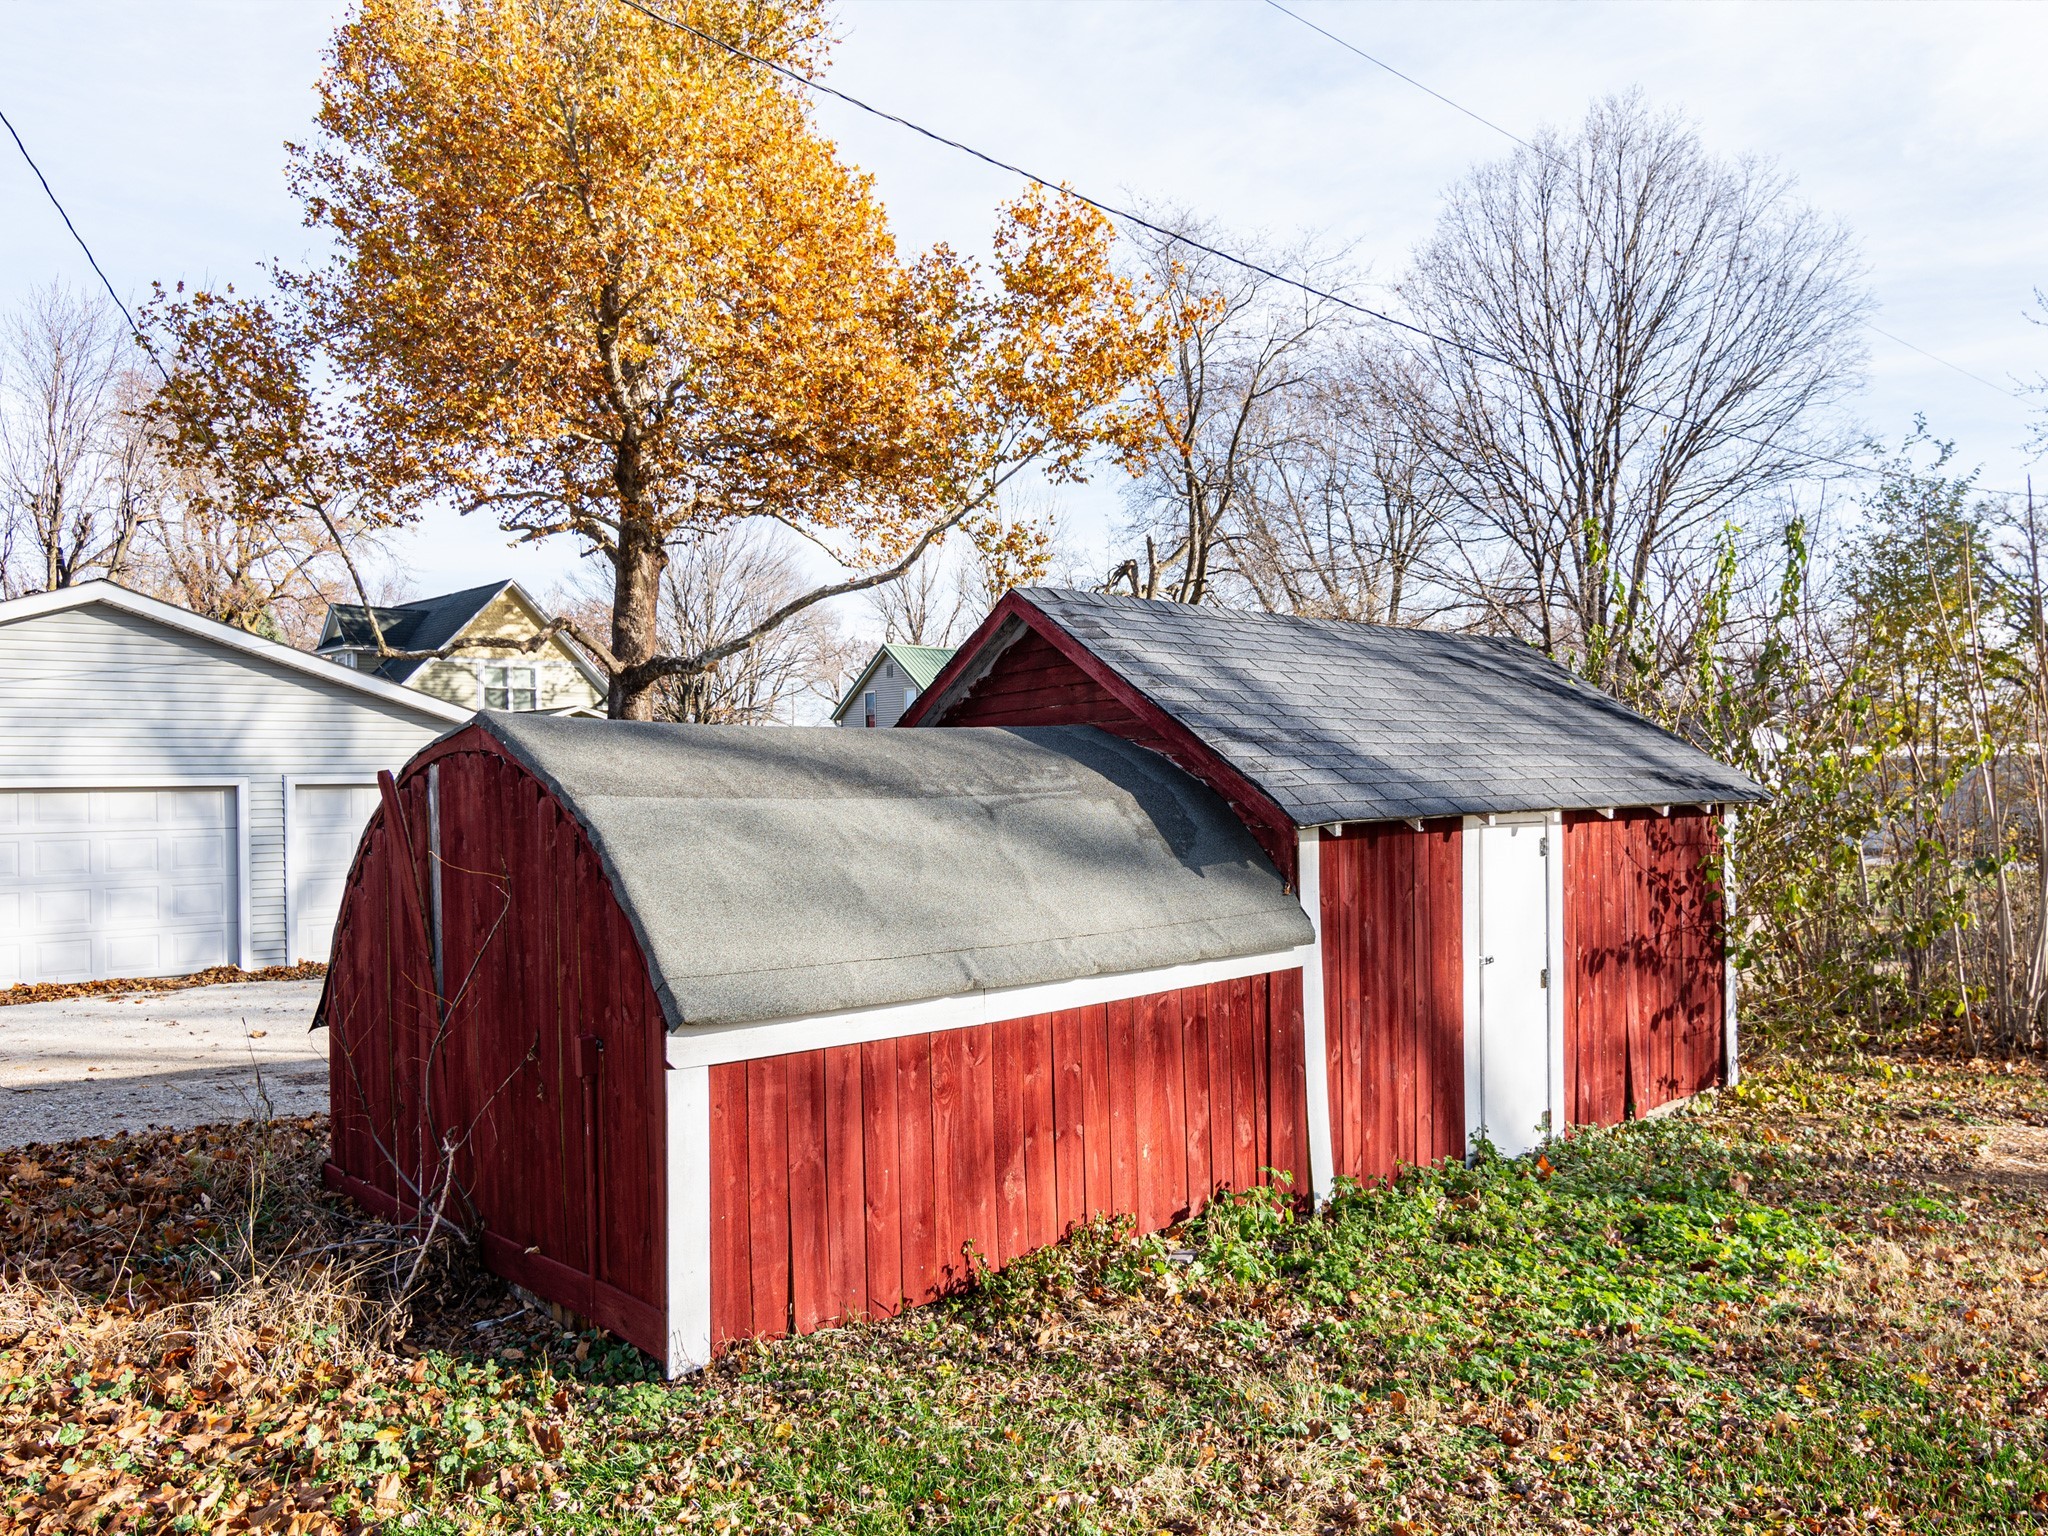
0, 962, 326, 1009
4, 1055, 2047, 1534
0, 1114, 561, 1534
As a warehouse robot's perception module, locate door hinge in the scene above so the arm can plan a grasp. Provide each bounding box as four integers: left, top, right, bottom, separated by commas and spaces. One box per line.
1539, 834, 1549, 857
1539, 967, 1549, 989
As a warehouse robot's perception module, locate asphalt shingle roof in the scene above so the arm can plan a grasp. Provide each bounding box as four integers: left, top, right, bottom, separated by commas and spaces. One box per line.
1014, 589, 1764, 824
326, 582, 511, 683
478, 713, 1313, 1031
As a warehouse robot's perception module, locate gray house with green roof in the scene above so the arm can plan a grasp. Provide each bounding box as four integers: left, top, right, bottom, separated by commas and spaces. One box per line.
830, 642, 955, 728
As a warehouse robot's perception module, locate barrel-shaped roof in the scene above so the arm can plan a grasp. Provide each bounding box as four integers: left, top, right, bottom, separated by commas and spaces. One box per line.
476, 713, 1312, 1032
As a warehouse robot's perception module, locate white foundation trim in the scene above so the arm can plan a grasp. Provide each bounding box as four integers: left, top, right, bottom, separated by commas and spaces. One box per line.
664, 1063, 711, 1378
661, 944, 1313, 1071
1296, 828, 1335, 1204
1722, 807, 1740, 1088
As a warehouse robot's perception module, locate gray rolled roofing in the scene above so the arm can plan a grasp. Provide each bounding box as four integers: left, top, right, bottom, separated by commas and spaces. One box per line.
1008, 590, 1765, 824
476, 713, 1313, 1032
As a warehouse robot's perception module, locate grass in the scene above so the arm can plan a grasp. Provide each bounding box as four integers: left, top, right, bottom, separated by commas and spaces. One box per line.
3, 1054, 2046, 1533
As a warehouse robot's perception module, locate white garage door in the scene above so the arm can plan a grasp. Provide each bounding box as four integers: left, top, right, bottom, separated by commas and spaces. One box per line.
290, 782, 381, 963
0, 787, 239, 986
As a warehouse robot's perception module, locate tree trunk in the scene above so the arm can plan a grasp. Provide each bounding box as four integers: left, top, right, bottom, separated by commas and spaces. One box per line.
609, 514, 665, 720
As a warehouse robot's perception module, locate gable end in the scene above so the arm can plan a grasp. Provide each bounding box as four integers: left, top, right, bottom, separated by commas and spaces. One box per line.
905, 594, 1299, 881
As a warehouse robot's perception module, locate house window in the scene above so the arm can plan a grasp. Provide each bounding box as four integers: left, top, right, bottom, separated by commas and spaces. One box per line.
483, 664, 538, 711
863, 690, 878, 728
330, 650, 358, 670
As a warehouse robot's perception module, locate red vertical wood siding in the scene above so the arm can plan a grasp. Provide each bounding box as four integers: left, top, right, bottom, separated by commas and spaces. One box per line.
1561, 809, 1726, 1123
1318, 822, 1465, 1184
322, 735, 668, 1359
922, 622, 1297, 882
707, 970, 1309, 1351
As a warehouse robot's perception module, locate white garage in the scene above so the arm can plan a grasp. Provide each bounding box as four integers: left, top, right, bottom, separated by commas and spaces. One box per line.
286, 780, 383, 965
0, 787, 241, 985
0, 584, 471, 987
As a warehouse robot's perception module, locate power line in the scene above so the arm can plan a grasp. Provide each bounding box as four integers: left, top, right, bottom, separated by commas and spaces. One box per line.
1863, 322, 2026, 404
1261, 0, 1552, 166
0, 102, 160, 376
1260, 0, 2030, 408
613, 0, 2030, 495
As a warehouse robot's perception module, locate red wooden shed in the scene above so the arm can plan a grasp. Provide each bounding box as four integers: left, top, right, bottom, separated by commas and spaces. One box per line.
319, 590, 1761, 1374
904, 589, 1763, 1187
319, 717, 1317, 1374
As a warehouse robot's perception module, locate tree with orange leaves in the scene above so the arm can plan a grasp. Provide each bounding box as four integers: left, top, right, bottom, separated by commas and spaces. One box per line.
274, 0, 1156, 717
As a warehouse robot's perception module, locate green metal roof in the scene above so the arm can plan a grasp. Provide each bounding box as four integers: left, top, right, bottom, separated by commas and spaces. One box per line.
831, 642, 960, 722
884, 643, 957, 690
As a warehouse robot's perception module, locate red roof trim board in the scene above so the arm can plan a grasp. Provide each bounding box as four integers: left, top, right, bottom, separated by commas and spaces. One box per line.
903, 591, 1302, 883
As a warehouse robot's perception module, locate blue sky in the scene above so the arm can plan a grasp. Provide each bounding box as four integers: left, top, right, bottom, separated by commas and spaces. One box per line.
3, 0, 2043, 610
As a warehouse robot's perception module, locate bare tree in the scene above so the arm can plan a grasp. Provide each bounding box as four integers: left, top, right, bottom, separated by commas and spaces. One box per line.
582, 523, 854, 724
1113, 214, 1353, 604
0, 284, 160, 596
867, 541, 969, 647
1392, 93, 1869, 695
130, 482, 361, 647
1235, 343, 1458, 624
2026, 287, 2048, 465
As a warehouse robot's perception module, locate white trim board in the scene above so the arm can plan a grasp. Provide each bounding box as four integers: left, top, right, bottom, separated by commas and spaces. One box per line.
1295, 828, 1335, 1204
664, 1063, 712, 1378
662, 945, 1312, 1071
0, 581, 472, 726
1461, 820, 1483, 1154
1543, 810, 1566, 1136
1722, 807, 1741, 1089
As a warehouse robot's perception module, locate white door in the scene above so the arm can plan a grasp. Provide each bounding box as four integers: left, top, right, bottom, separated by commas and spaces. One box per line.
290, 782, 381, 962
0, 788, 238, 986
1473, 820, 1552, 1159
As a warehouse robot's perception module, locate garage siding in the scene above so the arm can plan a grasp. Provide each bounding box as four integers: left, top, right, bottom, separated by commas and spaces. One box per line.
0, 603, 453, 972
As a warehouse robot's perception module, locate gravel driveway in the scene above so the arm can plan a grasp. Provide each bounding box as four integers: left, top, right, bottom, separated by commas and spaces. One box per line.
0, 980, 327, 1149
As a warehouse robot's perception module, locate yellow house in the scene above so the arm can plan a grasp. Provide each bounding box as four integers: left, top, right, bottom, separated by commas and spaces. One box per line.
316, 581, 606, 716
